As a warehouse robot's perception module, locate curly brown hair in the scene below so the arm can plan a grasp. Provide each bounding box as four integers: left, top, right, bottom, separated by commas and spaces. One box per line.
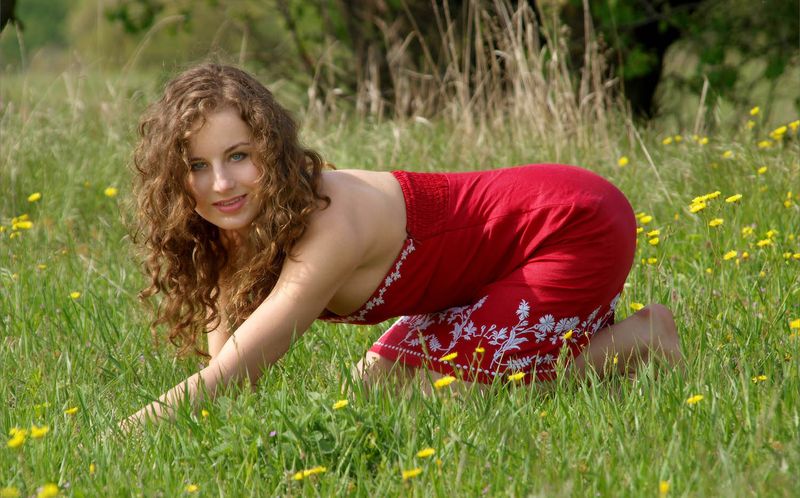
133, 63, 330, 358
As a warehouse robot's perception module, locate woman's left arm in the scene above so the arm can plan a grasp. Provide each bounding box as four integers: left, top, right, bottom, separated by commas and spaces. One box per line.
120, 209, 365, 432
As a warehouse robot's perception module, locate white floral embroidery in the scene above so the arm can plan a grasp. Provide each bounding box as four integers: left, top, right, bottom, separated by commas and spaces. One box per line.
388, 292, 621, 375
328, 238, 416, 323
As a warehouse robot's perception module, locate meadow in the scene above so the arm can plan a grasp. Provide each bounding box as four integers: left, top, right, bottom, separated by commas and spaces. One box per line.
1, 65, 799, 497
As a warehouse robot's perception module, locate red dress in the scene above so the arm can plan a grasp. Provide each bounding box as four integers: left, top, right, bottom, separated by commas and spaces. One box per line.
319, 164, 636, 384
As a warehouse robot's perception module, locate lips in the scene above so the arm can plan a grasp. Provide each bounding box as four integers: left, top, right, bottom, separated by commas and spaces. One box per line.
213, 194, 247, 213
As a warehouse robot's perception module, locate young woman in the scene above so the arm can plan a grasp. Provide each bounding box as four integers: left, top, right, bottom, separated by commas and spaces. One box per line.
122, 63, 682, 430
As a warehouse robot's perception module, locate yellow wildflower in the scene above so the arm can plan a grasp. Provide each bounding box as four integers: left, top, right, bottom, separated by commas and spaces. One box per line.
741, 251, 749, 260
292, 466, 327, 481
332, 399, 349, 410
741, 227, 754, 237
751, 375, 767, 383
12, 220, 33, 230
89, 463, 96, 475
37, 264, 47, 270
617, 156, 629, 167
659, 480, 670, 495
563, 329, 574, 340
30, 424, 49, 439
789, 120, 799, 133
750, 106, 760, 116
747, 120, 755, 129
723, 250, 737, 260
433, 376, 456, 389
613, 353, 619, 366
508, 372, 526, 382
201, 409, 209, 418
28, 192, 42, 202
756, 239, 772, 247
416, 447, 436, 458
640, 215, 653, 224
185, 484, 199, 493
36, 483, 59, 498
705, 268, 712, 274
757, 166, 767, 174
64, 406, 78, 415
104, 187, 118, 198
7, 431, 25, 449
674, 135, 683, 143
793, 253, 800, 260
539, 411, 547, 418
757, 140, 772, 149
662, 137, 673, 145
789, 318, 800, 329
708, 218, 723, 227
770, 126, 787, 140
646, 229, 660, 237
765, 229, 778, 239
401, 468, 422, 481
706, 191, 722, 200
630, 302, 644, 311
725, 194, 742, 203
636, 227, 644, 234
685, 394, 704, 405
70, 292, 81, 300
690, 202, 707, 213
699, 136, 709, 145
0, 487, 20, 498
647, 257, 658, 265
440, 352, 458, 362
722, 150, 733, 159
473, 347, 485, 354
648, 237, 660, 246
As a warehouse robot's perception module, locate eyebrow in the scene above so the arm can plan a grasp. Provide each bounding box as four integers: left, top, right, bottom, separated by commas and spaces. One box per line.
188, 142, 251, 162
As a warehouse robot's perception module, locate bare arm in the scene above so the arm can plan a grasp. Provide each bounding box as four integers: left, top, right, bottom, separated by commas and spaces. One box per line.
120, 209, 365, 431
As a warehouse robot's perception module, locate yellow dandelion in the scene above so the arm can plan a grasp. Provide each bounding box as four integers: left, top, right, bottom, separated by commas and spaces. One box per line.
433, 376, 456, 389
647, 257, 658, 264
674, 135, 683, 143
722, 150, 734, 159
89, 463, 96, 475
750, 106, 760, 116
793, 253, 800, 260
440, 352, 458, 362
539, 411, 547, 418
612, 353, 619, 366
12, 220, 33, 230
636, 227, 644, 234
741, 251, 749, 260
765, 229, 778, 239
473, 346, 485, 354
401, 468, 422, 481
662, 137, 673, 145
708, 218, 723, 227
617, 156, 629, 167
705, 268, 712, 274
28, 192, 42, 202
689, 202, 707, 213
630, 302, 644, 311
416, 447, 436, 458
789, 318, 800, 329
0, 487, 20, 498
757, 166, 767, 175
646, 229, 660, 237
751, 375, 767, 383
30, 424, 49, 439
37, 264, 47, 270
508, 372, 526, 382
332, 399, 349, 410
64, 406, 78, 415
659, 480, 670, 495
104, 187, 118, 198
699, 136, 709, 145
757, 140, 772, 149
789, 120, 799, 133
36, 483, 59, 498
723, 250, 737, 260
725, 194, 742, 203
756, 239, 772, 247
563, 329, 574, 340
185, 484, 199, 493
770, 125, 787, 139
292, 466, 327, 481
201, 409, 210, 418
706, 191, 721, 200
741, 226, 754, 237
685, 394, 704, 405
7, 432, 25, 449
639, 215, 653, 224
70, 291, 81, 300
648, 237, 660, 246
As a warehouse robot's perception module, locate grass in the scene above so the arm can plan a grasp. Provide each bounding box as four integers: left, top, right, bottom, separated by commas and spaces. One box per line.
1, 67, 799, 497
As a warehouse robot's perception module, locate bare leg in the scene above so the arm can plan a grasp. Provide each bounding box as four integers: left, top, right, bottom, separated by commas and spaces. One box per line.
567, 303, 683, 380
353, 303, 682, 393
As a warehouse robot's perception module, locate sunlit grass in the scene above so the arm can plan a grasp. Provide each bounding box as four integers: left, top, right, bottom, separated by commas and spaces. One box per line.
1, 70, 799, 496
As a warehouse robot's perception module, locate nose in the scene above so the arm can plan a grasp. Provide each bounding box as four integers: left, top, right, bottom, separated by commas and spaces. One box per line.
212, 164, 235, 193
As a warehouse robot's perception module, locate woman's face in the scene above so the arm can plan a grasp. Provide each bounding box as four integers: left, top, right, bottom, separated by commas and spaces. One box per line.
187, 107, 261, 237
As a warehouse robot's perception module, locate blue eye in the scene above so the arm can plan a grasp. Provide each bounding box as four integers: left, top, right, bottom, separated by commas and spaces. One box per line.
231, 152, 247, 162
190, 162, 207, 171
